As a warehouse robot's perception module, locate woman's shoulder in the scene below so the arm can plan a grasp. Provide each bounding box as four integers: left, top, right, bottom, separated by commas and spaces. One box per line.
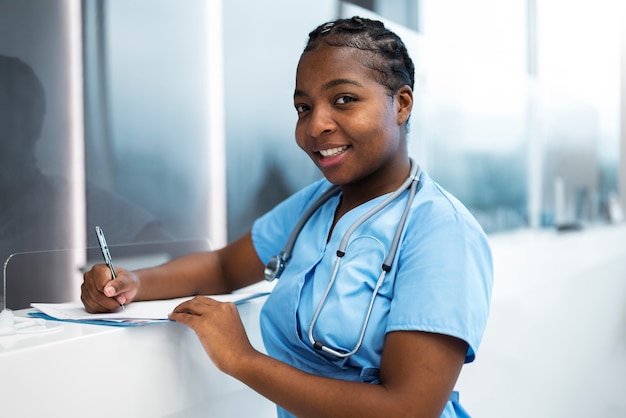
411, 171, 487, 236
415, 172, 472, 216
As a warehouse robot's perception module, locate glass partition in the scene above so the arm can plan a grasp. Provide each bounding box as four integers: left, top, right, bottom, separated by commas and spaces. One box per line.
2, 238, 211, 311
0, 7, 80, 270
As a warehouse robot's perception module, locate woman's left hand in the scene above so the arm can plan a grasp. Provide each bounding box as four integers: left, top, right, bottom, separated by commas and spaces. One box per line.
168, 296, 257, 375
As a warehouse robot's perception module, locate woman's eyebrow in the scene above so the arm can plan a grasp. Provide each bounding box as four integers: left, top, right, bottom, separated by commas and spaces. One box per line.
294, 78, 364, 99
323, 78, 363, 90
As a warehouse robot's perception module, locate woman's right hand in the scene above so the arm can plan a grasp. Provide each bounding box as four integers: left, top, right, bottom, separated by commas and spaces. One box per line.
81, 264, 139, 313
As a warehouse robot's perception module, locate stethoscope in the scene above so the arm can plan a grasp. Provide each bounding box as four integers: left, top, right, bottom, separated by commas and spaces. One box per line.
264, 159, 422, 358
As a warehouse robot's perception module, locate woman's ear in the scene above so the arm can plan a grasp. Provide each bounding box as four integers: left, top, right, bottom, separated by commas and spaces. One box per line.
395, 85, 413, 126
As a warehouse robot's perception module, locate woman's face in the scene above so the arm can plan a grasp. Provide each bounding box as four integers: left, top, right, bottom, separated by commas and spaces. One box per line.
294, 44, 412, 192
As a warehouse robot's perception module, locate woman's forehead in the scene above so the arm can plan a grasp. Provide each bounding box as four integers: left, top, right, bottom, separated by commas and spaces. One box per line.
296, 46, 378, 84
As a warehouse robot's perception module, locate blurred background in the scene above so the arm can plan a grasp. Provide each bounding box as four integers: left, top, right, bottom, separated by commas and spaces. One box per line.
0, 0, 624, 416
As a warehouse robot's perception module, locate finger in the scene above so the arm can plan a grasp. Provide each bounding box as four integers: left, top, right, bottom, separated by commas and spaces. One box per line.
168, 308, 206, 329
81, 266, 121, 313
170, 298, 205, 316
80, 285, 100, 313
84, 267, 124, 305
169, 298, 224, 325
103, 282, 117, 297
80, 281, 119, 313
102, 275, 131, 298
90, 264, 115, 287
168, 310, 191, 323
81, 273, 106, 304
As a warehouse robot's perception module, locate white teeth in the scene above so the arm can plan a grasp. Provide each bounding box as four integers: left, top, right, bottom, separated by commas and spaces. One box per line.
319, 146, 348, 157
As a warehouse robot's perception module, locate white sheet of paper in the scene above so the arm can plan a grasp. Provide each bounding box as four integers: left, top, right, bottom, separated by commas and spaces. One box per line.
31, 293, 263, 322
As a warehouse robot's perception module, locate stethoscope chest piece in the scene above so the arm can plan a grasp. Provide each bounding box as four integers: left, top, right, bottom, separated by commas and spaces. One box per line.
264, 252, 289, 282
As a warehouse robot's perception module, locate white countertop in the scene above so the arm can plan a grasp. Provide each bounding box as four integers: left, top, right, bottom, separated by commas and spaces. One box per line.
0, 297, 276, 418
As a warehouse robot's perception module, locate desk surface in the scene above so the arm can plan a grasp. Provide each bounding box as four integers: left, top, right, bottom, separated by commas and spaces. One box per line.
0, 297, 277, 418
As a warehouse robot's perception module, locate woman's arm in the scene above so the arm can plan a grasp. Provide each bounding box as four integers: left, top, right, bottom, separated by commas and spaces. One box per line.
81, 232, 265, 312
170, 296, 468, 418
133, 231, 265, 300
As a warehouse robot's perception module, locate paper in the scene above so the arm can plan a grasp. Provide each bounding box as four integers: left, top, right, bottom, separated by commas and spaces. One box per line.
30, 292, 268, 326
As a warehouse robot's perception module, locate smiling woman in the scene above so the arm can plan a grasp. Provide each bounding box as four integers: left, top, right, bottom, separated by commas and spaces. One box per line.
81, 16, 493, 418
294, 44, 412, 205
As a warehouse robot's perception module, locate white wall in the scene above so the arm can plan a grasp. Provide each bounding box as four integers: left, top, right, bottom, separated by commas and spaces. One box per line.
456, 225, 626, 417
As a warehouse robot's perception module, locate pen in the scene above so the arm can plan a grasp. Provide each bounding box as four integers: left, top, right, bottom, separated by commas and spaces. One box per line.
95, 226, 125, 310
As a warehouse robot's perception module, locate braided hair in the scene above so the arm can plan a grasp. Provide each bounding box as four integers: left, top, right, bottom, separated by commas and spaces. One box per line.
303, 16, 415, 97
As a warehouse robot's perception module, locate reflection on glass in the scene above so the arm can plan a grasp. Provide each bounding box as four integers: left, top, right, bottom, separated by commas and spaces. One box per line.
0, 54, 173, 309
2, 239, 211, 310
0, 55, 73, 263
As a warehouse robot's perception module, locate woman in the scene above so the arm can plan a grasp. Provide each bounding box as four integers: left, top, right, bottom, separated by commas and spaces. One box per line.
82, 17, 493, 418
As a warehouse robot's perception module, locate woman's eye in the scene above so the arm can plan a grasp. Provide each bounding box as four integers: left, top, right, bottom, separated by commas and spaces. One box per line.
295, 104, 310, 113
335, 95, 356, 105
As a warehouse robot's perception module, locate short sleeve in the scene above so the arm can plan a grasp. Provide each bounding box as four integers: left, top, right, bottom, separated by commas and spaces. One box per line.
386, 186, 493, 363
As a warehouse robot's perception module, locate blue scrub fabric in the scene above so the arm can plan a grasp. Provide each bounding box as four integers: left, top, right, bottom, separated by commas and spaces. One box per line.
252, 170, 493, 418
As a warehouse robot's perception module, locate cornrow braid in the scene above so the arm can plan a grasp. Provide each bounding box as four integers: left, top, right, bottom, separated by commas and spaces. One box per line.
304, 16, 415, 96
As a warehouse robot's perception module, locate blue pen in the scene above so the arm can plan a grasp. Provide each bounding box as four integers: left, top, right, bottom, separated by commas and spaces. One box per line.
95, 226, 125, 310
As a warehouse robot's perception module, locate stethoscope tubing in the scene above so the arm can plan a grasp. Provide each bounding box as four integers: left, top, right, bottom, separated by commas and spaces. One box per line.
283, 184, 342, 262
307, 161, 421, 358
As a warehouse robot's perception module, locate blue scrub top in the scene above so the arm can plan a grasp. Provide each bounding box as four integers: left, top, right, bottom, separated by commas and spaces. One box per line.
251, 170, 493, 418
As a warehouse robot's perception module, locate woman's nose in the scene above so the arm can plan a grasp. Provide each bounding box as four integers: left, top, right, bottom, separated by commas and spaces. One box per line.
306, 107, 335, 137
